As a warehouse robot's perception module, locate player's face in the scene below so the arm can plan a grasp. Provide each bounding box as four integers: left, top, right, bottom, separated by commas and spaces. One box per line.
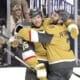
50, 12, 59, 24
32, 15, 42, 27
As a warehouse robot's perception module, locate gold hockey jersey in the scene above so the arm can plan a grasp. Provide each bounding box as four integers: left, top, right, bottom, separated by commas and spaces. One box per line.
32, 27, 47, 61
42, 18, 76, 68
44, 24, 75, 63
17, 18, 77, 68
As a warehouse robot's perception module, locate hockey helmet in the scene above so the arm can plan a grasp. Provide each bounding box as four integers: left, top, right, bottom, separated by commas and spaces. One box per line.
30, 9, 42, 18
55, 9, 70, 22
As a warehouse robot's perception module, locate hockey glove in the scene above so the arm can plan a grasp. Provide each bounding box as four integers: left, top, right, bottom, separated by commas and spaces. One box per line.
67, 24, 79, 39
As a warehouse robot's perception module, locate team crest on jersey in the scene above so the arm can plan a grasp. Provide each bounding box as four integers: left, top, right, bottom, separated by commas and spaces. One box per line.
23, 42, 29, 50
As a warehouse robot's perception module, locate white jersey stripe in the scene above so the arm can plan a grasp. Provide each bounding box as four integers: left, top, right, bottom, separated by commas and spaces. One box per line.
22, 50, 36, 60
49, 59, 75, 64
30, 29, 39, 42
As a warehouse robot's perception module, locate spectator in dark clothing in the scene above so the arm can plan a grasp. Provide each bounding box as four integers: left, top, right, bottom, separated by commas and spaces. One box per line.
11, 44, 24, 67
0, 37, 7, 66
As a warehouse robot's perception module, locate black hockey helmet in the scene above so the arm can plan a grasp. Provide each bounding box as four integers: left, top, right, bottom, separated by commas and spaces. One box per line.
30, 9, 42, 18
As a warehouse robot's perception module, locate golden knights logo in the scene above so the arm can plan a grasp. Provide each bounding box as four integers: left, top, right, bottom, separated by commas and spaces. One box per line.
23, 42, 29, 50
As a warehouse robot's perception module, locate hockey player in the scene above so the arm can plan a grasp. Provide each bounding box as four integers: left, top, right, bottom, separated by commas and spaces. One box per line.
42, 10, 79, 80
16, 9, 79, 80
9, 9, 48, 80
14, 9, 49, 65
9, 30, 47, 80
25, 9, 49, 80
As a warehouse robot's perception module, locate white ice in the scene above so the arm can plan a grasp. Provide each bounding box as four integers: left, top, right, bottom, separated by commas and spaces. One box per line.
0, 67, 80, 80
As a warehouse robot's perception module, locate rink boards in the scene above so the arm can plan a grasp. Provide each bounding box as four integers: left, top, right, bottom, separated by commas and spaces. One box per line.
0, 67, 80, 80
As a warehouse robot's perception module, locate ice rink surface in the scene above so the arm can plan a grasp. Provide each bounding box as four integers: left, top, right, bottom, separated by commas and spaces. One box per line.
70, 67, 80, 80
0, 67, 80, 80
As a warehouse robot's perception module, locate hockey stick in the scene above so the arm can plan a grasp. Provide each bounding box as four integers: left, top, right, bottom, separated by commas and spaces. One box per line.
72, 71, 80, 78
4, 48, 34, 71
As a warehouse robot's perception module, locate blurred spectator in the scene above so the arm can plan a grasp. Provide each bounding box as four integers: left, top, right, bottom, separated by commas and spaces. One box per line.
12, 4, 23, 23
0, 37, 7, 66
11, 4, 23, 32
22, 8, 31, 26
11, 0, 28, 14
